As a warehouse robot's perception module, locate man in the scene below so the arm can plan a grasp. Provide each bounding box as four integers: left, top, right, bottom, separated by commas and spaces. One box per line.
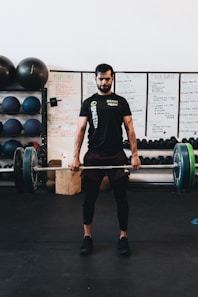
71, 63, 141, 256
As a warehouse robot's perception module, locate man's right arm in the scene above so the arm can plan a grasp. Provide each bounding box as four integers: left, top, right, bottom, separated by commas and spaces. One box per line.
71, 116, 88, 169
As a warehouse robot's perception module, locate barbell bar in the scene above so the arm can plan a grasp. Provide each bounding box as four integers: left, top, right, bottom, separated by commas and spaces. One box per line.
0, 164, 177, 173
9, 142, 196, 193
0, 168, 14, 172
33, 164, 177, 171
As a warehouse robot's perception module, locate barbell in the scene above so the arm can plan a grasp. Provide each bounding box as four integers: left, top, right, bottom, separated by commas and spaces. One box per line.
0, 142, 197, 193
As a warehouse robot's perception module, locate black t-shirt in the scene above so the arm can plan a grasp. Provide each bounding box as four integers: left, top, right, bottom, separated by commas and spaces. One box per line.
80, 93, 131, 154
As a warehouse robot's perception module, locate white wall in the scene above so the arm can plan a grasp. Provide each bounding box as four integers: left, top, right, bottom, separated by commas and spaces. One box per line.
1, 0, 198, 72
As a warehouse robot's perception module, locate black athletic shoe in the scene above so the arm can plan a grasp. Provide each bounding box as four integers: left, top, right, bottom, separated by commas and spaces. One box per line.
117, 237, 131, 256
80, 236, 93, 255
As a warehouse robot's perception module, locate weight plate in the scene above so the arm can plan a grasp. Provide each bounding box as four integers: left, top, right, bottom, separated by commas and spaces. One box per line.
173, 143, 190, 190
13, 147, 24, 193
23, 146, 38, 192
185, 143, 195, 188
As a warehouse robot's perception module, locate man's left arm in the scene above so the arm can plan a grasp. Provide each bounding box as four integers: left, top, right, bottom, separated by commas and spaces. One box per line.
123, 115, 141, 169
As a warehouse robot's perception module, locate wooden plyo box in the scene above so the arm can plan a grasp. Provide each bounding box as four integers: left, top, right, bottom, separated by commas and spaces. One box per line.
55, 170, 82, 195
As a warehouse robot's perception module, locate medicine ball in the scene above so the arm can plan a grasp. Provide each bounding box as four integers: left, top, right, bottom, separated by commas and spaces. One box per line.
16, 57, 48, 89
2, 139, 22, 157
3, 119, 22, 136
0, 55, 16, 88
23, 119, 42, 136
22, 96, 41, 113
2, 96, 21, 114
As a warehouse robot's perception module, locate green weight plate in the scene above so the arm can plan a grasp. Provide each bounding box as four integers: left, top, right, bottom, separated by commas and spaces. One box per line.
185, 143, 195, 188
13, 147, 24, 193
23, 146, 38, 193
173, 143, 190, 190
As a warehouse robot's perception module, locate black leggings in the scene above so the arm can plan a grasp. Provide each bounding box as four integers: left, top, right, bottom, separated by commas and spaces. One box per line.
82, 175, 129, 231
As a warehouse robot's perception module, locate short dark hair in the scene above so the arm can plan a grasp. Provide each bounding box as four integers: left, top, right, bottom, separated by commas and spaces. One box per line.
95, 64, 114, 76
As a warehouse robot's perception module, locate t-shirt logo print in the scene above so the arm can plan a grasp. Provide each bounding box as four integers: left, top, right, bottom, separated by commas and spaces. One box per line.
90, 101, 98, 129
106, 99, 118, 106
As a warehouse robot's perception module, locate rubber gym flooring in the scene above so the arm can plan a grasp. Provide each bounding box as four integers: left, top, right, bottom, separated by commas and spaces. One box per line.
1, 185, 198, 297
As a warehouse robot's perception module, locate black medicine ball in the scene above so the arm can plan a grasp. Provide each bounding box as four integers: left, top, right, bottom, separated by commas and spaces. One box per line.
16, 57, 48, 89
0, 55, 16, 88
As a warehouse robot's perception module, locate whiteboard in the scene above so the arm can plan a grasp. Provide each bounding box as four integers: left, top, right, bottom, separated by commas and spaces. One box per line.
115, 72, 147, 137
179, 73, 198, 138
147, 73, 179, 138
46, 70, 198, 163
82, 72, 97, 100
47, 71, 81, 162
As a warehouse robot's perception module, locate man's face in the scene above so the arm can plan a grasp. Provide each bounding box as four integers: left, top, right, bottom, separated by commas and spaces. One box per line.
95, 70, 113, 94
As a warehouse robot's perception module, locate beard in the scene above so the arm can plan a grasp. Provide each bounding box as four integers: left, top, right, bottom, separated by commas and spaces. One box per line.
97, 84, 112, 94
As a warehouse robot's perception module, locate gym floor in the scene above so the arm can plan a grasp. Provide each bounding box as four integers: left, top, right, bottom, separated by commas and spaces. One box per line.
1, 185, 198, 297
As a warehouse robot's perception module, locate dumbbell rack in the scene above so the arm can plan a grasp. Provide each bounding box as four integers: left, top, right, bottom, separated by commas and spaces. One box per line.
124, 138, 198, 188
0, 84, 48, 187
